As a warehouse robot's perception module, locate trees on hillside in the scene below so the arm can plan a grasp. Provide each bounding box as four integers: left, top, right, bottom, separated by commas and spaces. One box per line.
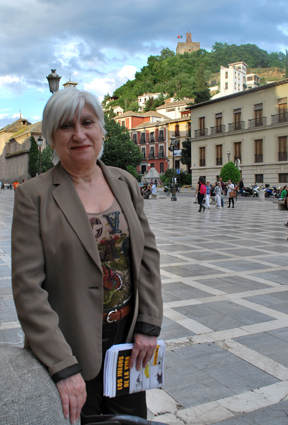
101, 115, 142, 171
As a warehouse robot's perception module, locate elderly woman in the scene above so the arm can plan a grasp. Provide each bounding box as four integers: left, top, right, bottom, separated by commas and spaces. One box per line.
12, 89, 163, 424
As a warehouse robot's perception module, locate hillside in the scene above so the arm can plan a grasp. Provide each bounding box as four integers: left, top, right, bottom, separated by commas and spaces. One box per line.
105, 42, 287, 112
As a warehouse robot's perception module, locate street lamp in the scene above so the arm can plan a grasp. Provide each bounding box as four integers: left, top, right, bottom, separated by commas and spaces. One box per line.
46, 69, 62, 94
169, 137, 178, 201
37, 136, 43, 174
227, 151, 231, 162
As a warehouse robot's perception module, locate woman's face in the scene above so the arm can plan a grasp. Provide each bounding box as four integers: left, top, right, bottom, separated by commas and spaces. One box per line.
53, 103, 103, 170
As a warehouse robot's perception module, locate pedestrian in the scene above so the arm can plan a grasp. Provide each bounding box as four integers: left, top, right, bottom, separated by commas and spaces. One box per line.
239, 178, 244, 196
13, 179, 19, 191
196, 177, 206, 212
205, 180, 211, 209
214, 182, 223, 208
227, 179, 235, 208
219, 177, 225, 207
12, 88, 163, 424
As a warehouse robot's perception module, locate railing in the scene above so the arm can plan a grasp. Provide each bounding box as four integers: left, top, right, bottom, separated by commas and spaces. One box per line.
228, 121, 245, 131
149, 138, 155, 143
255, 154, 263, 163
279, 152, 288, 161
210, 125, 225, 135
149, 153, 155, 159
271, 113, 288, 124
248, 117, 267, 128
158, 135, 165, 142
132, 137, 137, 145
216, 157, 222, 166
194, 128, 208, 137
158, 152, 165, 158
140, 137, 146, 144
172, 132, 180, 137
234, 155, 242, 162
199, 159, 206, 167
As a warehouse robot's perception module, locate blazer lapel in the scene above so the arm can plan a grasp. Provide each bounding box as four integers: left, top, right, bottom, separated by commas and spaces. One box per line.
51, 164, 102, 271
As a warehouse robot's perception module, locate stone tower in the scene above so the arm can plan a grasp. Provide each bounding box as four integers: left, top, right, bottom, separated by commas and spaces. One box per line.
176, 32, 200, 55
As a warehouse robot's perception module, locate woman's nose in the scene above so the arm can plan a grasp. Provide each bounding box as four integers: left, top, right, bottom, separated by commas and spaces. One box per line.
73, 124, 86, 141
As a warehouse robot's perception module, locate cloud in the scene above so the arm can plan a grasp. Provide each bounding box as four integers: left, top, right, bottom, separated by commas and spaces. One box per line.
84, 65, 137, 99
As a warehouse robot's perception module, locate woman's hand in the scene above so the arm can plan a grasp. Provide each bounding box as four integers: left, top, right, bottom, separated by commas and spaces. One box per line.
129, 333, 157, 371
56, 373, 87, 424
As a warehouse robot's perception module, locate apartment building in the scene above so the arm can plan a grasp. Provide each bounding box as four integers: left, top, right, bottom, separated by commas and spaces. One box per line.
187, 79, 288, 187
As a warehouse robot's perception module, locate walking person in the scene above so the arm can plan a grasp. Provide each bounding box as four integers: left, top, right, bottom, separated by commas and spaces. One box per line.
196, 177, 206, 212
239, 178, 244, 196
227, 179, 235, 208
214, 182, 223, 208
205, 180, 211, 209
12, 89, 163, 424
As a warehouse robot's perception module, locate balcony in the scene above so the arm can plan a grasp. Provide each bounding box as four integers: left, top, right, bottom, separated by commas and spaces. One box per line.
279, 151, 288, 161
149, 138, 155, 143
255, 154, 263, 163
132, 137, 137, 145
199, 159, 206, 167
248, 117, 267, 128
172, 132, 180, 138
158, 135, 165, 142
194, 128, 208, 137
210, 125, 225, 135
216, 157, 222, 166
228, 121, 245, 131
158, 152, 165, 158
271, 113, 288, 124
140, 137, 146, 144
149, 153, 155, 159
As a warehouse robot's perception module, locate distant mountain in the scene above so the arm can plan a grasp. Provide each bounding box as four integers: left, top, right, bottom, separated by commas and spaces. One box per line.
104, 43, 287, 112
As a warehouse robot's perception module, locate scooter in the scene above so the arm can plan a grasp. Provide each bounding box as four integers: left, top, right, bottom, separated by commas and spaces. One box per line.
264, 184, 273, 198
252, 184, 261, 197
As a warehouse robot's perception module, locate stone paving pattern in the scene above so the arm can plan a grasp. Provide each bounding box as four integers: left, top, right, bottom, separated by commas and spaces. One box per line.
1, 189, 288, 424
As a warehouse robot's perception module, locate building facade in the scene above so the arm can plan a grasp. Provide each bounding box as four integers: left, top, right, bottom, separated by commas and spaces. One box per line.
187, 79, 288, 187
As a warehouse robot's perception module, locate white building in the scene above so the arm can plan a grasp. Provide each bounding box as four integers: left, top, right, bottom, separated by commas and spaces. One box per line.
138, 93, 162, 110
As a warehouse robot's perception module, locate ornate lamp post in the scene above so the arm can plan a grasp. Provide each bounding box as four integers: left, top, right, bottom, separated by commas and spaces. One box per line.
169, 137, 178, 201
46, 69, 62, 94
37, 136, 43, 174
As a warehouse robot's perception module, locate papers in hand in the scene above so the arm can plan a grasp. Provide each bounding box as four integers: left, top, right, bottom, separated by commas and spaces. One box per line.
103, 340, 166, 398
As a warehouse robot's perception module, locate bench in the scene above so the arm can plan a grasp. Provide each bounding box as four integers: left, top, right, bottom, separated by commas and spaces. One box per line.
274, 199, 286, 210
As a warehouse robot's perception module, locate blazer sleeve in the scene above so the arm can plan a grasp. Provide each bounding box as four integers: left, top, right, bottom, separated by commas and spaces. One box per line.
128, 176, 163, 332
12, 185, 79, 377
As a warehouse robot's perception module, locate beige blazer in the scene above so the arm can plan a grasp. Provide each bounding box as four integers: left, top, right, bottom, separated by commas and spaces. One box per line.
12, 161, 163, 381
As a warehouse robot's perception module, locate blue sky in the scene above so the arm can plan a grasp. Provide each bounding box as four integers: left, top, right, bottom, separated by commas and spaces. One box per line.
0, 0, 287, 128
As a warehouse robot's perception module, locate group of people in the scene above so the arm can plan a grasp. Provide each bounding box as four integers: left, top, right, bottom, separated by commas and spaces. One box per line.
196, 177, 237, 211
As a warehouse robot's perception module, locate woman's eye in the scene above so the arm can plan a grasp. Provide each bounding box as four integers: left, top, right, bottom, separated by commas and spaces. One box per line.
83, 120, 92, 126
60, 122, 71, 129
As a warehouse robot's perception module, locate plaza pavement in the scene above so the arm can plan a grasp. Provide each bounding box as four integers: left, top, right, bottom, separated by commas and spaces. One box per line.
1, 188, 288, 424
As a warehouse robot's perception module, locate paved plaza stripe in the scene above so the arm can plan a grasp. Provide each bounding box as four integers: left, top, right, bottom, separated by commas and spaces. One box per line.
0, 321, 20, 330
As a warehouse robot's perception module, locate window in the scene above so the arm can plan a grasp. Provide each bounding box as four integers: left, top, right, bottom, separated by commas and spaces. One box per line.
255, 174, 264, 183
158, 145, 164, 157
150, 132, 155, 142
199, 147, 205, 167
132, 134, 137, 144
279, 136, 287, 161
225, 82, 228, 89
279, 173, 288, 183
150, 163, 154, 168
141, 164, 147, 174
255, 139, 263, 163
278, 98, 287, 122
234, 108, 241, 130
158, 129, 164, 142
216, 145, 222, 166
121, 121, 125, 127
225, 71, 228, 79
254, 103, 263, 126
235, 82, 237, 90
215, 113, 222, 133
234, 142, 241, 162
140, 132, 146, 144
149, 147, 155, 158
175, 124, 180, 137
175, 160, 180, 169
160, 163, 164, 173
199, 117, 205, 136
141, 147, 146, 158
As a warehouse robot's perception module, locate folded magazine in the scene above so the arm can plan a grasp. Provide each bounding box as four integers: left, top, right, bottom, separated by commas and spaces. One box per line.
103, 340, 166, 398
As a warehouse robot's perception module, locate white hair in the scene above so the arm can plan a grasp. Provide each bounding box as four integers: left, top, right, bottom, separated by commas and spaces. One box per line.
42, 88, 106, 165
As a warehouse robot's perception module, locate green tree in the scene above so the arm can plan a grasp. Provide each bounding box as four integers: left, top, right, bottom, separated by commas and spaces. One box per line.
101, 115, 142, 170
126, 165, 138, 179
39, 145, 53, 173
220, 161, 241, 183
28, 135, 39, 177
180, 137, 191, 170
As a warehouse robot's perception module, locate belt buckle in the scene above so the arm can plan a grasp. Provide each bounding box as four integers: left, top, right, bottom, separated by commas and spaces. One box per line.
106, 309, 118, 323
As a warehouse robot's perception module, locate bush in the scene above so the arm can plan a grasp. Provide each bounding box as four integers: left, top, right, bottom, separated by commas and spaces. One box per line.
220, 161, 241, 183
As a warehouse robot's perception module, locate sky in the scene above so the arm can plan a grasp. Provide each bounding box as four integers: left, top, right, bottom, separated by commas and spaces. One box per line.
0, 0, 287, 128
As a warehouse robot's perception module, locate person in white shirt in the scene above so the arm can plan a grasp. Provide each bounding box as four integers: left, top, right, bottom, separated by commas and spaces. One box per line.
227, 179, 235, 208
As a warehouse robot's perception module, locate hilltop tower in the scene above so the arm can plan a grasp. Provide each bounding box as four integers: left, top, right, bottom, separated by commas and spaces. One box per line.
176, 32, 200, 55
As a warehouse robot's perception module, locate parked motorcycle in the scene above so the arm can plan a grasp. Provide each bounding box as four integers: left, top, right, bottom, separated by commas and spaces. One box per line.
264, 184, 273, 198
242, 186, 253, 197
